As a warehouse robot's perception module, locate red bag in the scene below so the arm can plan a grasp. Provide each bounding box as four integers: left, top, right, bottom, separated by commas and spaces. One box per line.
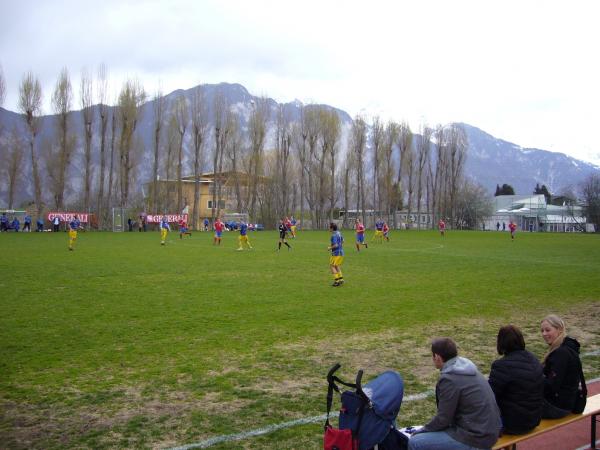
324, 424, 356, 450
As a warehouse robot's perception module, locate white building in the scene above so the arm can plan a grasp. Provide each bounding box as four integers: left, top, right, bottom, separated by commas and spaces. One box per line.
486, 195, 590, 232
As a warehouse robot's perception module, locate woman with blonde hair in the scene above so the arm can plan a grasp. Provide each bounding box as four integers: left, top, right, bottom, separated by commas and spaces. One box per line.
540, 314, 584, 417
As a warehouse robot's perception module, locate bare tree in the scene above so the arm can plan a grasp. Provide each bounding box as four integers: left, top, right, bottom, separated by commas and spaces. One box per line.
247, 97, 269, 220
321, 109, 341, 221
3, 128, 24, 209
371, 116, 384, 214
117, 79, 146, 207
395, 122, 412, 223
350, 115, 368, 224
190, 86, 208, 228
18, 71, 44, 217
173, 94, 189, 212
50, 67, 76, 210
151, 88, 165, 214
382, 121, 399, 223
292, 104, 309, 229
225, 112, 244, 212
107, 101, 117, 213
80, 67, 94, 212
415, 124, 432, 230
164, 114, 179, 212
581, 173, 600, 232
446, 124, 467, 226
275, 104, 292, 217
96, 64, 110, 228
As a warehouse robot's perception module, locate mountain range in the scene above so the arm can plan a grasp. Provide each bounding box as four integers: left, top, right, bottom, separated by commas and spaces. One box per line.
0, 82, 598, 207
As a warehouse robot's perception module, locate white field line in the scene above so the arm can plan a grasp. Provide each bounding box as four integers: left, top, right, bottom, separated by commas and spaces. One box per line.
168, 359, 600, 450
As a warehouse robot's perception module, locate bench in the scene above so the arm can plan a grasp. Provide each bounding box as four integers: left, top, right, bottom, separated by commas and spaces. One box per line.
493, 393, 600, 450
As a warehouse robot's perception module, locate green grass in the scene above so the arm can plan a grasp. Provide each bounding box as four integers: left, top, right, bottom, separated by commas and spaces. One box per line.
1, 229, 599, 449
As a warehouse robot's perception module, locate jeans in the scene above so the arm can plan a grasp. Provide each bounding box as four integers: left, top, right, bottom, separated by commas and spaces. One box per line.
408, 431, 487, 450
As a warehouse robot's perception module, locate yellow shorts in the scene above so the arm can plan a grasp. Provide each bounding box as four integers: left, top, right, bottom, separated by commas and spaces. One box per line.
329, 256, 344, 266
291, 226, 297, 233
161, 228, 168, 240
69, 230, 77, 240
239, 235, 249, 243
374, 230, 383, 236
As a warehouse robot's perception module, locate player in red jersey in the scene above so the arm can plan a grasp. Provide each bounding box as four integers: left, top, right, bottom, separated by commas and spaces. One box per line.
382, 222, 390, 242
355, 218, 368, 251
213, 217, 225, 245
508, 221, 517, 241
178, 219, 192, 239
438, 219, 446, 237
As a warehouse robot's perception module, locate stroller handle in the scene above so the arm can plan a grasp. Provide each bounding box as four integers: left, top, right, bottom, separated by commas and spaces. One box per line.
327, 363, 341, 382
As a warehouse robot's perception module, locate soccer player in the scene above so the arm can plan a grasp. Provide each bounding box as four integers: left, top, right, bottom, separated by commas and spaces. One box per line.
160, 216, 170, 245
509, 221, 517, 241
355, 218, 368, 251
178, 218, 192, 239
278, 219, 292, 251
382, 221, 390, 242
290, 216, 297, 238
68, 215, 81, 251
213, 217, 224, 245
438, 219, 446, 237
328, 222, 344, 287
373, 218, 384, 243
237, 221, 253, 250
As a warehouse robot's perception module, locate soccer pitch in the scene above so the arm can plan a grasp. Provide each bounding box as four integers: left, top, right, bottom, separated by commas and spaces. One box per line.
1, 230, 599, 449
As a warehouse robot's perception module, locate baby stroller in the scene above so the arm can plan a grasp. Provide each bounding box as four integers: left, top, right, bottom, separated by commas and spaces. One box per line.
324, 363, 408, 450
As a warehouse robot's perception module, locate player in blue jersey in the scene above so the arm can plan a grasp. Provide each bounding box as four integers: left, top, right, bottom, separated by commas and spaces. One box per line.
160, 216, 170, 245
328, 222, 345, 286
68, 215, 81, 251
237, 221, 253, 250
373, 218, 384, 243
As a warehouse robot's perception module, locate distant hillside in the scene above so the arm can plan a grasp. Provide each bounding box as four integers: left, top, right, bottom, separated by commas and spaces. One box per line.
0, 82, 598, 207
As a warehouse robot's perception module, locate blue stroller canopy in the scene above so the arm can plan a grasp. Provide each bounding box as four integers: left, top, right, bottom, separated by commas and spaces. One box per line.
363, 371, 404, 421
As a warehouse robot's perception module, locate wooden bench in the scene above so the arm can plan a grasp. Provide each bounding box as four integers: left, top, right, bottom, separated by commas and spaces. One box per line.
493, 393, 600, 449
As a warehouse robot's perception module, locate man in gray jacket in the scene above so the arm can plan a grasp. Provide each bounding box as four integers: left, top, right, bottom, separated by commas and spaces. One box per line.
409, 338, 501, 450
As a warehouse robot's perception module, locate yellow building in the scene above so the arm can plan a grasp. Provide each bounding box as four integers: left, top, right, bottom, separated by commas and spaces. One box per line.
145, 171, 251, 219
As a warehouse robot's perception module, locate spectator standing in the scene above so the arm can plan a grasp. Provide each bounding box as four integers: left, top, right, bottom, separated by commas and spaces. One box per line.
11, 217, 20, 232
23, 214, 32, 232
1, 213, 8, 232
52, 216, 61, 232
488, 325, 544, 434
409, 337, 501, 450
36, 218, 44, 232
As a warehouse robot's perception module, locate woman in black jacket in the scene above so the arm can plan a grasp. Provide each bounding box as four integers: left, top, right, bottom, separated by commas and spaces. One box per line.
541, 314, 582, 416
489, 325, 544, 434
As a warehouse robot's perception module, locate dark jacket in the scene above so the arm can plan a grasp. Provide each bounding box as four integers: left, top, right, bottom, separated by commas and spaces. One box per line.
489, 350, 544, 434
423, 356, 501, 449
543, 336, 581, 411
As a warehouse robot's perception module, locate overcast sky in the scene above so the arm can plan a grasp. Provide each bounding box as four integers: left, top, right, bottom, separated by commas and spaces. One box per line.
1, 0, 598, 164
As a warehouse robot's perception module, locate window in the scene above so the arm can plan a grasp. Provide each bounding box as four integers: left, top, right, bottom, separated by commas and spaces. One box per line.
207, 200, 226, 209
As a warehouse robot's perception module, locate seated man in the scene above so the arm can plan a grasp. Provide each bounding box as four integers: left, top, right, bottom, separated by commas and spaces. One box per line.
409, 337, 501, 450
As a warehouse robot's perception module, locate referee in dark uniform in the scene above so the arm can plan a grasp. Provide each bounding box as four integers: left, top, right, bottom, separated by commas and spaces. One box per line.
278, 219, 292, 251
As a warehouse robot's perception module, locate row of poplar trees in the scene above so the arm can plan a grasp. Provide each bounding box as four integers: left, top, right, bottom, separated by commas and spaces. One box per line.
0, 65, 477, 230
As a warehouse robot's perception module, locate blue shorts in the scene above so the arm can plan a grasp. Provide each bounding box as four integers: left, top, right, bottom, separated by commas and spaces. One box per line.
180, 227, 188, 233
356, 233, 364, 243
215, 231, 222, 238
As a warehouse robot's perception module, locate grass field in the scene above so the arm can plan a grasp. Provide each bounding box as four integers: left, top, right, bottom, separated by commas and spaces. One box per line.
1, 229, 599, 449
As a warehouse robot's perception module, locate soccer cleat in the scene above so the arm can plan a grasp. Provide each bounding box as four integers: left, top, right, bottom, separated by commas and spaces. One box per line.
332, 281, 340, 287
69, 248, 73, 251
338, 279, 344, 285
365, 243, 368, 248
